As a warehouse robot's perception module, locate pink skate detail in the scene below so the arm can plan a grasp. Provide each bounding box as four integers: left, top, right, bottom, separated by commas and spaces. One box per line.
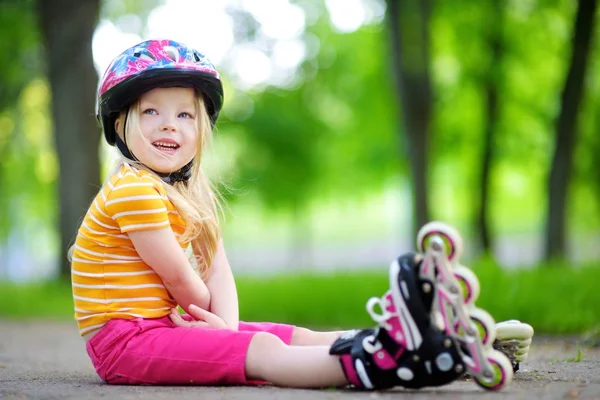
460, 338, 484, 374
422, 257, 432, 275
438, 295, 451, 335
373, 349, 397, 370
339, 354, 362, 387
383, 293, 408, 348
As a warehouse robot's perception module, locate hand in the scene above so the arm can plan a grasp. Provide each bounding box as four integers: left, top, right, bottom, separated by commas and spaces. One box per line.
493, 320, 534, 372
169, 304, 228, 330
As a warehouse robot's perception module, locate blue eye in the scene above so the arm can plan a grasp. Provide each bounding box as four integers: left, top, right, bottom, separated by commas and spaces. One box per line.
179, 112, 193, 119
143, 109, 157, 115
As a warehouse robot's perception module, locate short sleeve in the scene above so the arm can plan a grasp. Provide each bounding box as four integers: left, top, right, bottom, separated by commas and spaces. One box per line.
105, 175, 170, 233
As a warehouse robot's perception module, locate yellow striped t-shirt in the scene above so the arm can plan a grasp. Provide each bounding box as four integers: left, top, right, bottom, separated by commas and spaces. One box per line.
71, 162, 188, 336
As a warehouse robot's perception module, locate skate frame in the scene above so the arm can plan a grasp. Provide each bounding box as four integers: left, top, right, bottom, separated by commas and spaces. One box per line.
420, 236, 496, 383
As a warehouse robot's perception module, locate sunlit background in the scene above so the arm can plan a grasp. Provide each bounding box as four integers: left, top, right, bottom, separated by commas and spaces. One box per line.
1, 0, 600, 284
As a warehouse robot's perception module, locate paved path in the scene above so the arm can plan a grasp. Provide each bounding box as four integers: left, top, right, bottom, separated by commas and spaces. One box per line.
1, 320, 599, 399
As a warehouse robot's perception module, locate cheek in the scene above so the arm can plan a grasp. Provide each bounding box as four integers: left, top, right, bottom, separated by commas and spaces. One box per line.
138, 119, 155, 139
127, 133, 146, 152
186, 128, 200, 147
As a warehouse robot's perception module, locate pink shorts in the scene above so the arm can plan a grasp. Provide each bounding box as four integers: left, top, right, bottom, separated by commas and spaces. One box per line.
85, 316, 295, 385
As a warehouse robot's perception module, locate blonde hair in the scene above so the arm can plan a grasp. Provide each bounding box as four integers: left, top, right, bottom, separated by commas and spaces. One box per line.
115, 93, 222, 279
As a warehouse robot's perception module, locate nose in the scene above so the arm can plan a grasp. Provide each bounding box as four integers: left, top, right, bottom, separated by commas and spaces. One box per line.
160, 116, 177, 132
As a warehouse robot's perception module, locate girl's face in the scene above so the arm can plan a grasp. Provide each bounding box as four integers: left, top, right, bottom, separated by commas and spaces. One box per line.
121, 87, 199, 174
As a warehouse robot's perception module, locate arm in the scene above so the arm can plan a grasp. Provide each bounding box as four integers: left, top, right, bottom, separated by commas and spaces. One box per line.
128, 228, 211, 313
205, 239, 239, 330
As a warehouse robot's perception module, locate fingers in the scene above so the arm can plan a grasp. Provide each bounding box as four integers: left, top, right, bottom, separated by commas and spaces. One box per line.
187, 304, 209, 319
169, 310, 211, 328
169, 309, 192, 327
188, 304, 227, 328
169, 305, 226, 329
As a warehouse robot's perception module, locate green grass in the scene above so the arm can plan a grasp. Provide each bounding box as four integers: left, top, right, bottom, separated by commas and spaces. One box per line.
564, 343, 583, 362
1, 259, 599, 336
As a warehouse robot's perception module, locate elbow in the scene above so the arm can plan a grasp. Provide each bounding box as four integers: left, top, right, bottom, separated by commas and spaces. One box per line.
162, 272, 187, 289
162, 272, 211, 309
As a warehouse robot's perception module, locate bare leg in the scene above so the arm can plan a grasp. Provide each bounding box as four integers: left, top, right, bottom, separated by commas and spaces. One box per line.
245, 332, 347, 388
290, 326, 348, 346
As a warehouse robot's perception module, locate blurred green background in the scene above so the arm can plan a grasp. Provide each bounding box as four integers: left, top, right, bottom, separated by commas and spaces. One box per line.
0, 0, 599, 337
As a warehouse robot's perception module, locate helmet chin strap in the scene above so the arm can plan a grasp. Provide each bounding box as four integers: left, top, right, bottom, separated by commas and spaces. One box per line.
115, 113, 193, 185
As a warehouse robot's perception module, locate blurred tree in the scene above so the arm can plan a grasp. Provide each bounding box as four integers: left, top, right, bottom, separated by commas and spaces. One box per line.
544, 0, 597, 261
33, 0, 163, 278
37, 0, 101, 278
385, 0, 432, 237
572, 18, 600, 233
477, 0, 505, 254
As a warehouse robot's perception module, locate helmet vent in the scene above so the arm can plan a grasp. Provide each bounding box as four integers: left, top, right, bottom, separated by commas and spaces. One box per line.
163, 46, 179, 62
193, 51, 201, 62
133, 49, 155, 62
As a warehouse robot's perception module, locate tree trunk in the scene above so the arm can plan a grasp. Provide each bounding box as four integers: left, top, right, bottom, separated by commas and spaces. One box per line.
385, 0, 432, 238
544, 0, 597, 261
476, 0, 505, 255
37, 0, 101, 278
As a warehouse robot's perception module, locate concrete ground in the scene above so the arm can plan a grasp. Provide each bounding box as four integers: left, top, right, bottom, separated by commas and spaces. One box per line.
1, 320, 599, 399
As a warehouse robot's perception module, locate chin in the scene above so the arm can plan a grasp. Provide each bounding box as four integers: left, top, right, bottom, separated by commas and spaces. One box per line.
155, 163, 186, 174
144, 163, 173, 174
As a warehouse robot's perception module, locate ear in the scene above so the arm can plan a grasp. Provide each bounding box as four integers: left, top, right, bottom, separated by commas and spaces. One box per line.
114, 118, 121, 135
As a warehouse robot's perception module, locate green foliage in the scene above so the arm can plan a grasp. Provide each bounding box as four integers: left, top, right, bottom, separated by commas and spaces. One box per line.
0, 80, 57, 244
0, 0, 40, 110
2, 260, 599, 335
468, 259, 600, 335
0, 279, 74, 319
100, 0, 165, 35
215, 0, 600, 237
220, 87, 329, 211
0, 1, 45, 242
218, 11, 401, 212
1, 0, 600, 276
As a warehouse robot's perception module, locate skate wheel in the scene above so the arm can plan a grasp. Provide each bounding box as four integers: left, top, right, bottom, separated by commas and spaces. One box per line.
471, 308, 496, 346
453, 266, 480, 304
417, 221, 464, 262
474, 350, 514, 391
455, 308, 496, 346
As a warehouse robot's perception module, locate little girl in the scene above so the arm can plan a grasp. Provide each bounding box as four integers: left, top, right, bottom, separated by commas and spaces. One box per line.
71, 39, 529, 390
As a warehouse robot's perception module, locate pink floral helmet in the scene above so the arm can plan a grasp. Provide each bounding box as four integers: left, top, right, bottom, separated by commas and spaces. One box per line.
97, 39, 223, 146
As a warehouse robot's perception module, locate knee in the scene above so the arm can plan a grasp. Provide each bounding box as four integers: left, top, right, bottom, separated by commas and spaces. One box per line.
290, 326, 312, 344
249, 332, 286, 354
246, 332, 287, 380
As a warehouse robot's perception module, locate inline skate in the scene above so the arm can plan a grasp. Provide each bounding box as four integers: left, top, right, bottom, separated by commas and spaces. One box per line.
330, 222, 513, 391
413, 221, 514, 390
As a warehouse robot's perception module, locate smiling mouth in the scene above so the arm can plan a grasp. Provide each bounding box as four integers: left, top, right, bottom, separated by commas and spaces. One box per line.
152, 141, 180, 151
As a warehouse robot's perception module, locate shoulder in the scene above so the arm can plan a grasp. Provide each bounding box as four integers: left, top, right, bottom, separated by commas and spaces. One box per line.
104, 163, 168, 208
103, 163, 171, 230
108, 163, 166, 195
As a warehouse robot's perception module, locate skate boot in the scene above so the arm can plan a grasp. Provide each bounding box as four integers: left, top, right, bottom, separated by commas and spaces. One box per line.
330, 253, 467, 390
415, 221, 514, 390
